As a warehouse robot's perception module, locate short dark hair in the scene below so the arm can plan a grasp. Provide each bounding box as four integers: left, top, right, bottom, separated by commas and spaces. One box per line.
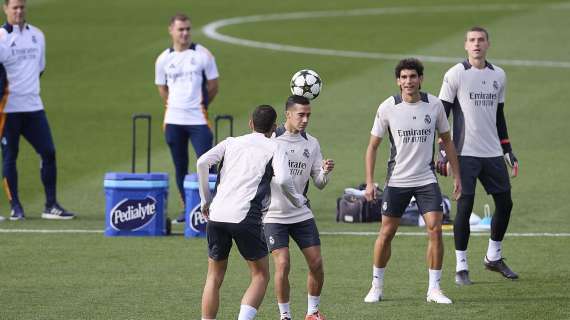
4, 0, 25, 5
252, 105, 277, 133
395, 58, 424, 78
466, 26, 489, 41
285, 95, 310, 110
169, 13, 190, 26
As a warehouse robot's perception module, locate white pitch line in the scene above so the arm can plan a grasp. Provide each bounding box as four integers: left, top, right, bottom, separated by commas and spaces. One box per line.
0, 229, 102, 234
320, 231, 570, 237
202, 4, 570, 68
1, 228, 569, 237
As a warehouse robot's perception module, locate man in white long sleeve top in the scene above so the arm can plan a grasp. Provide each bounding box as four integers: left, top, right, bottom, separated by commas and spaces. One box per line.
264, 95, 335, 320
197, 105, 305, 320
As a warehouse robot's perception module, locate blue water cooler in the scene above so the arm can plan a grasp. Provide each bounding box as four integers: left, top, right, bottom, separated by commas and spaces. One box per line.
184, 173, 217, 238
104, 173, 169, 236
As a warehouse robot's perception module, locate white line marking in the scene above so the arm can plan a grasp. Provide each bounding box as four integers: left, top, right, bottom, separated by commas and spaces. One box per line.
1, 229, 569, 237
0, 229, 102, 234
321, 231, 570, 237
202, 4, 570, 68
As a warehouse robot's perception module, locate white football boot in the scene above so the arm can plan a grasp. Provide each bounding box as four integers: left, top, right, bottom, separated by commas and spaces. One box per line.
426, 288, 453, 304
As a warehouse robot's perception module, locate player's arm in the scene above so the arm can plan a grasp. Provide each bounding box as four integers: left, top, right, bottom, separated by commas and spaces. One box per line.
196, 140, 227, 218
497, 103, 518, 177
156, 85, 169, 106
365, 134, 382, 201
206, 78, 219, 104
311, 144, 334, 190
439, 131, 462, 200
273, 145, 306, 208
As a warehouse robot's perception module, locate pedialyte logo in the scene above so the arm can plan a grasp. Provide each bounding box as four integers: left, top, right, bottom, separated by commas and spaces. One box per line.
189, 204, 207, 234
110, 196, 157, 231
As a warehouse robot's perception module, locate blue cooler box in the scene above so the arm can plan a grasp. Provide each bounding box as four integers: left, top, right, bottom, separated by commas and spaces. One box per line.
104, 173, 169, 236
184, 173, 217, 238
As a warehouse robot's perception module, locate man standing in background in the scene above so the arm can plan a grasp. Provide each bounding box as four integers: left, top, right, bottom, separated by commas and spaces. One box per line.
155, 13, 219, 224
0, 0, 75, 220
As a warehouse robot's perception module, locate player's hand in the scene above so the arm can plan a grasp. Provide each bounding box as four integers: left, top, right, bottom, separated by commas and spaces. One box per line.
504, 151, 519, 178
436, 141, 450, 177
364, 183, 377, 202
201, 204, 210, 221
322, 159, 335, 173
452, 177, 462, 200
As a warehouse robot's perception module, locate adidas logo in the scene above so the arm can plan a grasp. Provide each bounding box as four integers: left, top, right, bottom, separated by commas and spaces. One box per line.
10, 41, 16, 47
168, 64, 176, 69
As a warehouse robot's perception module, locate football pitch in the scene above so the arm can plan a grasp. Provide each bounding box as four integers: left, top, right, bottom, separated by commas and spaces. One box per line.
1, 0, 569, 319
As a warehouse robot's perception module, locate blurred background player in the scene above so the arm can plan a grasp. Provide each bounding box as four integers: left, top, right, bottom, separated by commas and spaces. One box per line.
0, 0, 75, 220
197, 105, 305, 320
363, 58, 461, 304
264, 95, 334, 320
155, 13, 219, 224
437, 26, 519, 285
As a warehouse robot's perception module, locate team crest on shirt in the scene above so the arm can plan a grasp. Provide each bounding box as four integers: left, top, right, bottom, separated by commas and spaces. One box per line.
190, 57, 196, 65
168, 64, 176, 69
32, 36, 37, 43
303, 149, 310, 158
493, 81, 499, 91
424, 114, 431, 125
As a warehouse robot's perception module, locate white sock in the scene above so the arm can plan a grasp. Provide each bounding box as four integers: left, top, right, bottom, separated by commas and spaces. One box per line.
238, 304, 257, 320
201, 318, 215, 320
278, 302, 291, 319
455, 250, 468, 272
486, 239, 502, 261
307, 295, 320, 315
428, 269, 442, 291
372, 266, 385, 288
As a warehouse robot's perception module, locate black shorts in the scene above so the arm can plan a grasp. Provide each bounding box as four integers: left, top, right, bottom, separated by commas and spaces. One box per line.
263, 218, 321, 252
207, 221, 268, 261
459, 156, 510, 195
381, 183, 443, 217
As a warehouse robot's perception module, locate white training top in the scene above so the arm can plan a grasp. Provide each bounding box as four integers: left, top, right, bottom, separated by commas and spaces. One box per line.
371, 92, 450, 188
264, 128, 330, 224
197, 132, 305, 224
155, 43, 219, 125
0, 23, 45, 113
439, 61, 506, 157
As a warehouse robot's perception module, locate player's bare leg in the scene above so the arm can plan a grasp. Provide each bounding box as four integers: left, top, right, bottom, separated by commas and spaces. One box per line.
272, 248, 292, 319
423, 212, 452, 304
238, 256, 270, 319
202, 258, 228, 319
302, 245, 325, 319
365, 215, 400, 303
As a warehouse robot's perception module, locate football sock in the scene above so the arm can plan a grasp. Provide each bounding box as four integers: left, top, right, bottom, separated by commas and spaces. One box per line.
307, 295, 320, 315
372, 266, 385, 288
455, 250, 468, 272
454, 194, 475, 251
278, 302, 291, 319
237, 304, 257, 320
428, 269, 442, 290
486, 239, 502, 261
491, 191, 513, 241
201, 318, 215, 320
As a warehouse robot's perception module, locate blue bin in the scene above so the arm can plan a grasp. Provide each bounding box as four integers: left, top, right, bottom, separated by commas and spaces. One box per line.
184, 173, 217, 238
104, 172, 169, 236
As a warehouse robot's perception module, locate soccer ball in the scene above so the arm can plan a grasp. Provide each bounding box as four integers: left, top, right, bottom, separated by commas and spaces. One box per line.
290, 69, 322, 100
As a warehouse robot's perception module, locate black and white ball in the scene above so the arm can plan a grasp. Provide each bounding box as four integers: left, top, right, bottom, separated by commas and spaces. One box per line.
290, 69, 322, 100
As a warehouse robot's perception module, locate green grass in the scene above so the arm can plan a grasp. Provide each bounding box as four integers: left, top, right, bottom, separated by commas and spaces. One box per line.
1, 0, 569, 318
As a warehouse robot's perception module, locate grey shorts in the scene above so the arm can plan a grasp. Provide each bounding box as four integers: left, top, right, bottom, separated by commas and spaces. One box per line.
263, 218, 321, 252
381, 183, 443, 217
207, 221, 268, 261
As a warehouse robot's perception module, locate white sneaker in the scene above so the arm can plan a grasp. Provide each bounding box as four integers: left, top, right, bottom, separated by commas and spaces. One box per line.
364, 285, 383, 303
426, 288, 453, 304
